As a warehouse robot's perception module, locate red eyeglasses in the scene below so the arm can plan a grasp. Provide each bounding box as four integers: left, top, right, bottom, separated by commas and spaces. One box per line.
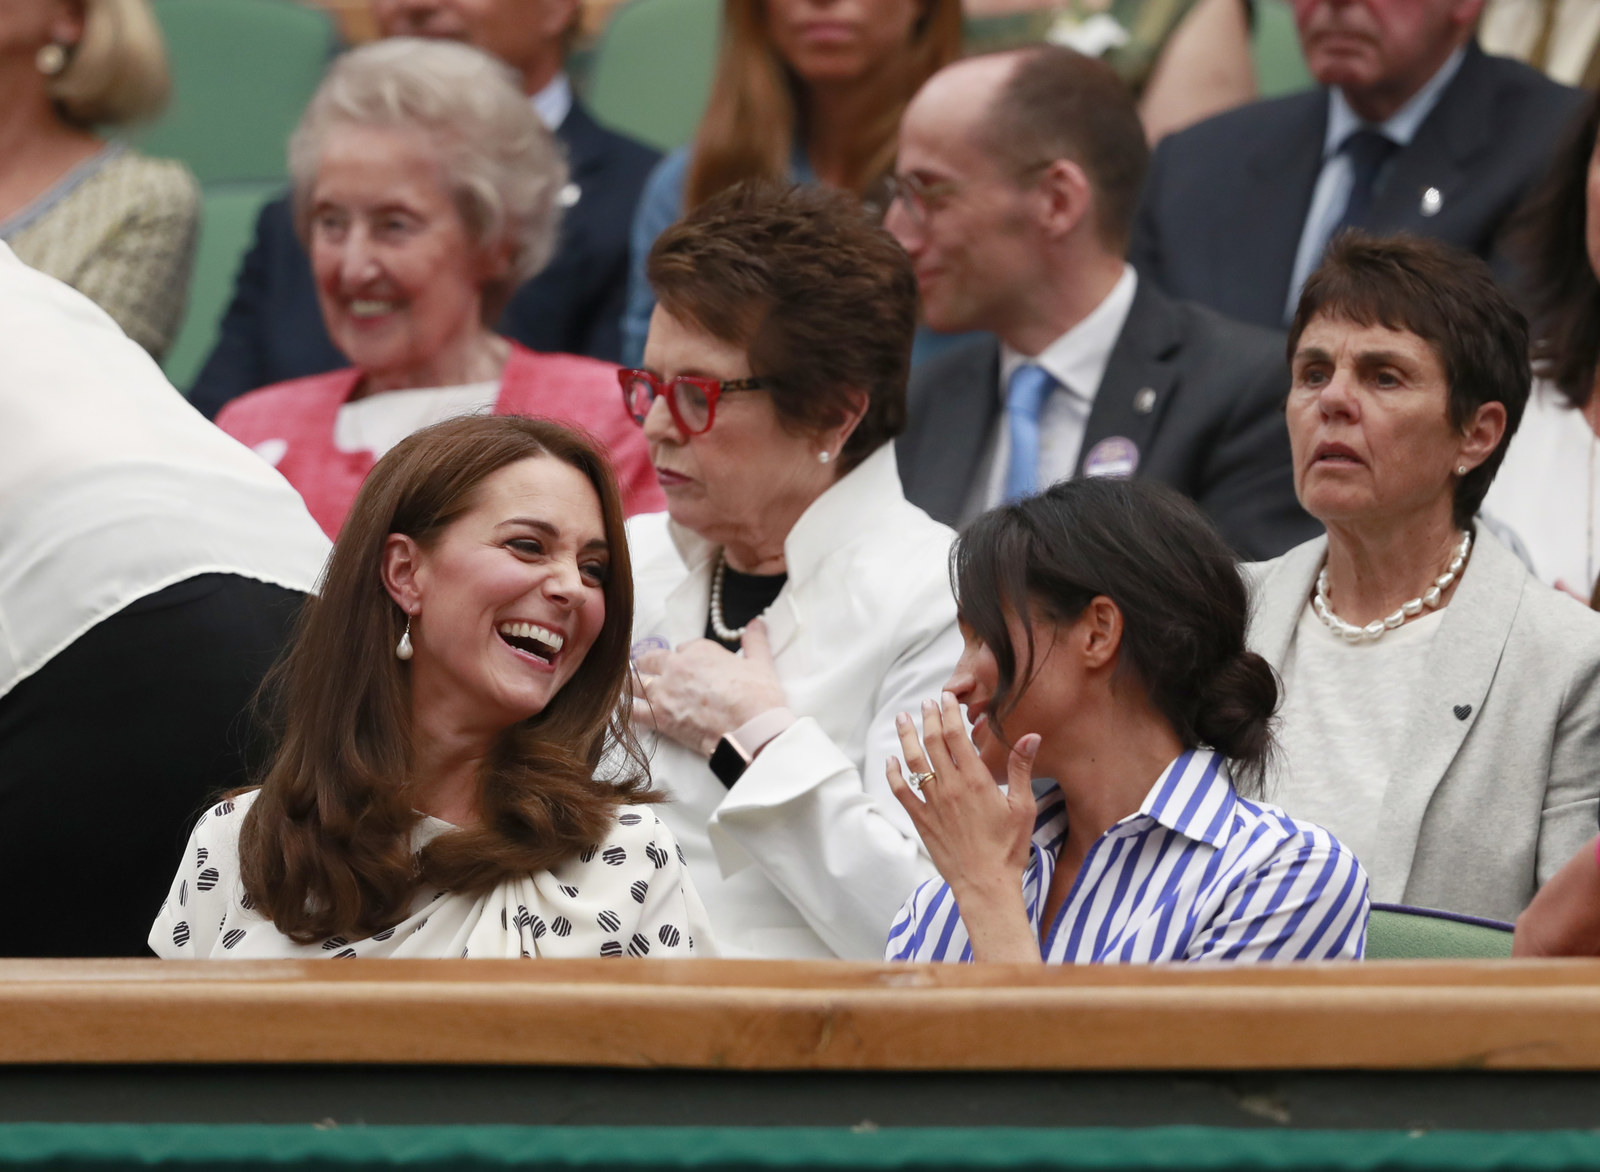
618, 368, 772, 435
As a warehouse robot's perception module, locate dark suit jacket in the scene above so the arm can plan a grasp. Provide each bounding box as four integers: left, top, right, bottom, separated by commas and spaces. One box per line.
188, 100, 658, 419
1128, 44, 1581, 330
895, 281, 1320, 561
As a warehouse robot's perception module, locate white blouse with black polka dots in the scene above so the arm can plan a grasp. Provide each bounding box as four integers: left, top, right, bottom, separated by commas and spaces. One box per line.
149, 790, 716, 959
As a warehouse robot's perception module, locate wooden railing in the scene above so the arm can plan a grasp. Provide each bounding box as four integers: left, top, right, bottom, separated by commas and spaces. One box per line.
6, 958, 1600, 1069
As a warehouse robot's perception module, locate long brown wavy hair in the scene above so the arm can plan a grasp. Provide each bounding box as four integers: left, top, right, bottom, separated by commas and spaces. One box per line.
238, 416, 652, 943
684, 0, 963, 210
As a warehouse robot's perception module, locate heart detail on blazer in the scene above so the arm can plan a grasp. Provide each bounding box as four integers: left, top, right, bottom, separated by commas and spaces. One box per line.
1453, 704, 1472, 721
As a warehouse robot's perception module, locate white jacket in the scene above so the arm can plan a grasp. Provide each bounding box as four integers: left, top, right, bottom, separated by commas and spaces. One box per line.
626, 444, 961, 959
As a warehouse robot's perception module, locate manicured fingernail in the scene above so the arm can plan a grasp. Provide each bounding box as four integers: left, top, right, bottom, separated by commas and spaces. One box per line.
896, 712, 909, 727
922, 699, 936, 711
942, 691, 957, 705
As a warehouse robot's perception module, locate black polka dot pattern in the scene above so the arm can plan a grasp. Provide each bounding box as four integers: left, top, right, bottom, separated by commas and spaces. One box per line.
596, 910, 621, 932
645, 843, 669, 869
334, 948, 358, 958
559, 884, 579, 898
676, 843, 687, 864
630, 880, 648, 904
599, 940, 622, 957
579, 845, 598, 863
373, 928, 395, 941
222, 929, 247, 950
196, 867, 220, 893
627, 933, 650, 957
240, 890, 256, 911
322, 936, 349, 951
602, 846, 626, 866
172, 922, 190, 947
618, 812, 642, 826
178, 880, 188, 907
195, 847, 208, 867
658, 925, 681, 948
214, 801, 235, 817
551, 916, 572, 937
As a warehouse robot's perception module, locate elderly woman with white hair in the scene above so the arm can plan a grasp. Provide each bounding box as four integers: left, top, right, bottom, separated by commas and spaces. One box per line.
0, 0, 199, 359
219, 39, 662, 538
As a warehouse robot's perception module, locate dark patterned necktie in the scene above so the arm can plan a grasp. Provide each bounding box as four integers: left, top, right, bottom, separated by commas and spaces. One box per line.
1334, 128, 1399, 232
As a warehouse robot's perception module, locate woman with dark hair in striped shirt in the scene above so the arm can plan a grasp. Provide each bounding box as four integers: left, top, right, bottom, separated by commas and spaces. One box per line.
885, 478, 1369, 964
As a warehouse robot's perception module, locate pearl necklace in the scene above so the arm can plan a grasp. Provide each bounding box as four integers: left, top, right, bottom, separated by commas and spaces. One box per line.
709, 551, 746, 643
1313, 530, 1472, 643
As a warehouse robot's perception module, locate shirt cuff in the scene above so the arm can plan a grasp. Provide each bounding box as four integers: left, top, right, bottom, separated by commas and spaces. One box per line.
729, 707, 797, 758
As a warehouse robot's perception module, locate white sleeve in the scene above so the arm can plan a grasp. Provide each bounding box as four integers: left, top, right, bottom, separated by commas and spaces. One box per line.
628, 808, 720, 958
147, 796, 247, 958
706, 614, 962, 960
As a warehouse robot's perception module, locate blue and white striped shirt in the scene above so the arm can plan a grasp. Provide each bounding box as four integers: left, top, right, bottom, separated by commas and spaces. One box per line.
886, 750, 1369, 964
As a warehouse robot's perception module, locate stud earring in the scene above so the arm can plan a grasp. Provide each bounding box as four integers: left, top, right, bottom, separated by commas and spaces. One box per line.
396, 617, 413, 661
36, 43, 67, 76
817, 450, 831, 465
1457, 465, 1468, 476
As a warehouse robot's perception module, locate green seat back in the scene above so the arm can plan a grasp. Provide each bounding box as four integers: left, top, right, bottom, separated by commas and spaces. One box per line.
586, 0, 722, 153
1253, 0, 1313, 98
1364, 905, 1515, 960
164, 181, 279, 392
129, 0, 335, 185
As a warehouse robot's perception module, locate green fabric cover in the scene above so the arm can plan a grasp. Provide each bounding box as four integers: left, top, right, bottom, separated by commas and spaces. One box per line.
585, 0, 722, 152
3, 1125, 1600, 1171
163, 180, 280, 392
1365, 909, 1516, 960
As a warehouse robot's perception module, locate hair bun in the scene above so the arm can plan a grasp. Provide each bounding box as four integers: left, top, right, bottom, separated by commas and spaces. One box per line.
1192, 650, 1278, 773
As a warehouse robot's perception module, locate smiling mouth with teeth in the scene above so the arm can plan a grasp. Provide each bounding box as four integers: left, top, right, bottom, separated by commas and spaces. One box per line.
496, 620, 565, 664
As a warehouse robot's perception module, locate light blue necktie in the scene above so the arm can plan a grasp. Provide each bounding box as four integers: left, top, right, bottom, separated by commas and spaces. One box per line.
1003, 363, 1055, 503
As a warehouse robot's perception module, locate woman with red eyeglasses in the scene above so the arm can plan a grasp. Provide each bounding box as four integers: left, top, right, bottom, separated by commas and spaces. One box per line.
618, 179, 961, 961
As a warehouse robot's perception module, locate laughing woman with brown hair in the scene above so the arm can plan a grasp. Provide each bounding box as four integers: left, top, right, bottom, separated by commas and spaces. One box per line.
150, 415, 712, 959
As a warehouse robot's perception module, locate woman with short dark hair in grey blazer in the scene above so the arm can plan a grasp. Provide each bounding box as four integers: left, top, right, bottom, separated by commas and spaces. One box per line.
1248, 230, 1600, 925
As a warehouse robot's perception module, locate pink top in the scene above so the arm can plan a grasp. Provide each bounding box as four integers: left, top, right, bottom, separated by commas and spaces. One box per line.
217, 342, 665, 539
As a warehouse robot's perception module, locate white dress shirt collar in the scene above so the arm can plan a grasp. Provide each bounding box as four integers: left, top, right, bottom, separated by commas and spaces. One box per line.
997, 263, 1138, 405
530, 70, 572, 132
1323, 44, 1467, 158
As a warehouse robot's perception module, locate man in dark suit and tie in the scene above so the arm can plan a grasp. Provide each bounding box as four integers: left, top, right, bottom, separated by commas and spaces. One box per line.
888, 47, 1317, 560
1128, 0, 1580, 331
188, 0, 658, 419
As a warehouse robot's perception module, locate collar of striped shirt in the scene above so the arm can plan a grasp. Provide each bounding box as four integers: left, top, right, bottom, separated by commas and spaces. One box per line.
886, 748, 1368, 965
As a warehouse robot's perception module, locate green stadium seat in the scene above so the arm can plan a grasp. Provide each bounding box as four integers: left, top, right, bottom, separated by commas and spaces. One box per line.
1253, 0, 1313, 98
1364, 903, 1515, 960
128, 0, 336, 185
586, 0, 721, 153
163, 180, 279, 392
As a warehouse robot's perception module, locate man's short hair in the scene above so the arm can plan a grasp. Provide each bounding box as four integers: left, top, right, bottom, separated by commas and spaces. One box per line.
978, 45, 1149, 253
1288, 232, 1531, 529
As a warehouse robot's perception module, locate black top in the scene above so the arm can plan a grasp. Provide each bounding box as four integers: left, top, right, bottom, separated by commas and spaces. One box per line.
705, 564, 787, 651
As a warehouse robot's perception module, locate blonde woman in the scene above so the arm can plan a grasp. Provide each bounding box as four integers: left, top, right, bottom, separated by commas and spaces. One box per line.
0, 0, 199, 359
619, 0, 962, 365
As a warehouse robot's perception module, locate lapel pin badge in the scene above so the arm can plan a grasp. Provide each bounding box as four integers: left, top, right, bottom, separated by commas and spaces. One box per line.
1452, 703, 1472, 721
1084, 436, 1140, 479
1420, 187, 1443, 217
1133, 387, 1157, 415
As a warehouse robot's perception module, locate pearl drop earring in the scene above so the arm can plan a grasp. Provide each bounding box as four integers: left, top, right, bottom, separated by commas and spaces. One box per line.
396, 617, 413, 661
817, 450, 831, 465
35, 43, 67, 76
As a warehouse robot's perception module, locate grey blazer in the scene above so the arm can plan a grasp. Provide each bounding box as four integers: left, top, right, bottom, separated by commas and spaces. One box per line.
1245, 528, 1600, 922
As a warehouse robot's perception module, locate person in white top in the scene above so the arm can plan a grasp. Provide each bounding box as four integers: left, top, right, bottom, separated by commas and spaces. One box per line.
620, 181, 961, 960
1482, 88, 1600, 600
150, 415, 711, 959
0, 242, 328, 957
1246, 231, 1600, 924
